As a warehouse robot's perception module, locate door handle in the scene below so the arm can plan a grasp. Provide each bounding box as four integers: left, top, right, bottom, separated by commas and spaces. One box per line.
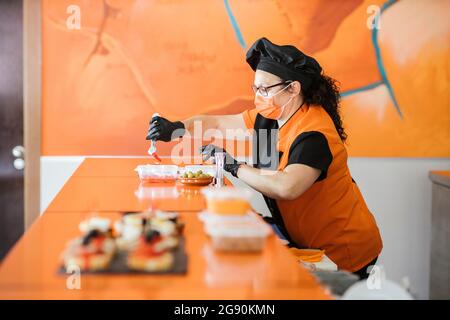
12, 145, 25, 170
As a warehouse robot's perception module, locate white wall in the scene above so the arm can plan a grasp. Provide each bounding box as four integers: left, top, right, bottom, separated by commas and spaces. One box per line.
40, 156, 84, 213
347, 158, 450, 299
41, 156, 450, 299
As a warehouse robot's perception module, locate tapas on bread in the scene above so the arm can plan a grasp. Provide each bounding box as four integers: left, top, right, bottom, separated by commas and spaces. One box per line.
60, 212, 187, 274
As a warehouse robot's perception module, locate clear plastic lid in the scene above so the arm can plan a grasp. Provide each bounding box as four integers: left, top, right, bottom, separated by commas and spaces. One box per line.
205, 219, 272, 238
201, 186, 253, 201
198, 211, 254, 223
135, 164, 179, 179
200, 211, 272, 238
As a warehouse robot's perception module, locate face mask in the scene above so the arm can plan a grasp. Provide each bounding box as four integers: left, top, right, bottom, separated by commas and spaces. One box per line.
254, 83, 294, 120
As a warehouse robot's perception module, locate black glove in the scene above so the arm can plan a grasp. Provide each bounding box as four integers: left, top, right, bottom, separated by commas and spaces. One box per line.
146, 115, 185, 142
200, 144, 242, 178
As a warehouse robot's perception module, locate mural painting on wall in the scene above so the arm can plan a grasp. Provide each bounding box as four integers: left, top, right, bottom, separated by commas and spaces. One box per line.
42, 0, 450, 157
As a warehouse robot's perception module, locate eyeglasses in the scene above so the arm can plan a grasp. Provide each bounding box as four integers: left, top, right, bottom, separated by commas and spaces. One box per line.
252, 80, 292, 97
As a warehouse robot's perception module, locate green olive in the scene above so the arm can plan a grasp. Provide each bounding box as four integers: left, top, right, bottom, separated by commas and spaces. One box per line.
183, 170, 211, 179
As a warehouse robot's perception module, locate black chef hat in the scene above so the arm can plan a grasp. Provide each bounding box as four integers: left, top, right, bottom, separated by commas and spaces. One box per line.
246, 37, 322, 91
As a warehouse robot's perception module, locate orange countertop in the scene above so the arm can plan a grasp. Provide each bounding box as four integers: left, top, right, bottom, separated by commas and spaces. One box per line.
0, 158, 331, 299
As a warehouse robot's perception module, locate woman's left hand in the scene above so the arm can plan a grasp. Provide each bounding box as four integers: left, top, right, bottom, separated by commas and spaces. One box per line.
199, 144, 242, 177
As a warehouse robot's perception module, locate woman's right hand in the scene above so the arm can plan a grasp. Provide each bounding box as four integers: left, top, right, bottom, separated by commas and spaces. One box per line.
146, 115, 186, 142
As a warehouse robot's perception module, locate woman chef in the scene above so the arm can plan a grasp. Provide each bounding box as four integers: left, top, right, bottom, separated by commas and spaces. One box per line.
146, 37, 382, 279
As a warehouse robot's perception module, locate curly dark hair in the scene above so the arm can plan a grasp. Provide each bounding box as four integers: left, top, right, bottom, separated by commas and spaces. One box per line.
301, 74, 347, 142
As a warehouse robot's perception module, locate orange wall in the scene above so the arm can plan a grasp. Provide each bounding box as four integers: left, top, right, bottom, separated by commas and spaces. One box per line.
42, 0, 450, 157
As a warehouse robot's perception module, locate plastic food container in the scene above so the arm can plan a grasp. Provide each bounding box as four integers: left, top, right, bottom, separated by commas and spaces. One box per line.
198, 211, 255, 224
135, 165, 178, 183
204, 216, 272, 252
201, 187, 253, 215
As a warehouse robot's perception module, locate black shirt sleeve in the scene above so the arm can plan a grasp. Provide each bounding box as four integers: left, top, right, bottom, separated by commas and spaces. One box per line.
287, 131, 333, 182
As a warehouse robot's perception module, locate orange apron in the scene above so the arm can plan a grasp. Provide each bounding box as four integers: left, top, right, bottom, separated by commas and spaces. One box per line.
242, 104, 383, 272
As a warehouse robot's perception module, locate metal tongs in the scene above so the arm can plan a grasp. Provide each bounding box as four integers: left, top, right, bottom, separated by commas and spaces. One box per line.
148, 112, 162, 162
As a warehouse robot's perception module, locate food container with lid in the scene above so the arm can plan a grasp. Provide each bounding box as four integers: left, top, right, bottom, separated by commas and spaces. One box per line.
204, 214, 272, 252
135, 164, 178, 183
201, 187, 253, 215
